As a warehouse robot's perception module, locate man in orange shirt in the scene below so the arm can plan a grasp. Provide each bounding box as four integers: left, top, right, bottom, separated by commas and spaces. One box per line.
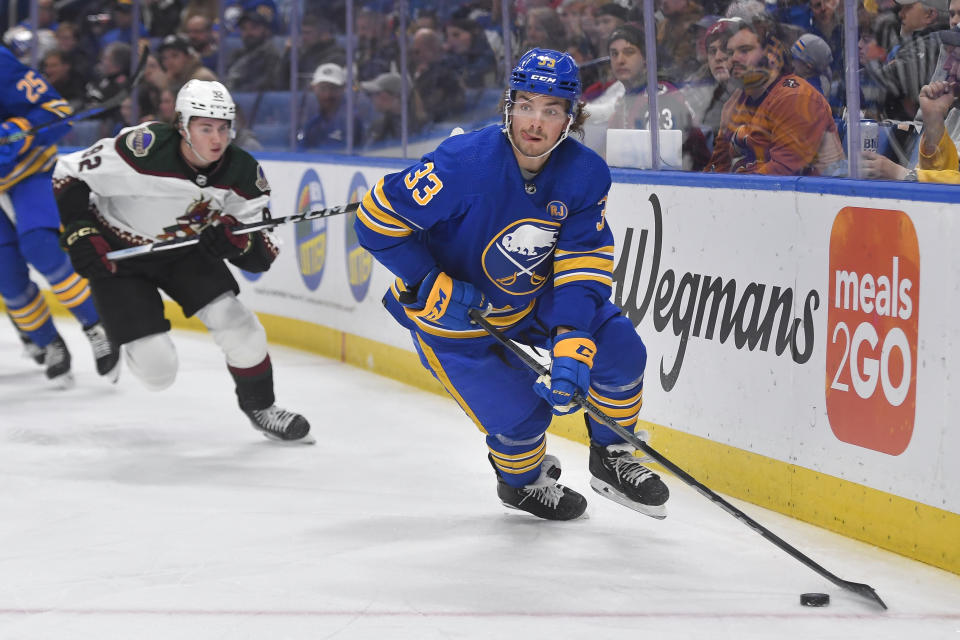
705, 16, 845, 175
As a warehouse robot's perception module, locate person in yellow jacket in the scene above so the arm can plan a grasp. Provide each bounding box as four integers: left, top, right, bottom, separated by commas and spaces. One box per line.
862, 79, 960, 182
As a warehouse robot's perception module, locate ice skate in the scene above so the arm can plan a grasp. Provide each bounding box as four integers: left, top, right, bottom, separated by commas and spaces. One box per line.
18, 331, 45, 365
245, 405, 314, 444
494, 454, 587, 520
589, 440, 669, 519
44, 335, 74, 389
83, 322, 120, 382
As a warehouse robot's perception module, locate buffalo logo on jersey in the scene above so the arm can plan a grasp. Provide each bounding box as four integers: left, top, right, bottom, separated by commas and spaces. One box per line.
482, 219, 560, 295
126, 126, 155, 158
158, 195, 222, 239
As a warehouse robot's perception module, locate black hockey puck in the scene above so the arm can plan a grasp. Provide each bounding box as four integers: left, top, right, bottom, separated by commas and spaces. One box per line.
800, 592, 830, 607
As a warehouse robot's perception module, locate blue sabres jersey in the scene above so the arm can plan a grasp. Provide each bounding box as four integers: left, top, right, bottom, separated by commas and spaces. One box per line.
355, 125, 614, 340
0, 46, 72, 192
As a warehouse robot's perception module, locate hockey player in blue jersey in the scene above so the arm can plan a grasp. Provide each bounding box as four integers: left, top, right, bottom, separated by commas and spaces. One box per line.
0, 45, 119, 387
355, 48, 670, 521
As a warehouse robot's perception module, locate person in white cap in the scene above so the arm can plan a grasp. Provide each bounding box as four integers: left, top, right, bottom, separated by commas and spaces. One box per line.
297, 62, 365, 149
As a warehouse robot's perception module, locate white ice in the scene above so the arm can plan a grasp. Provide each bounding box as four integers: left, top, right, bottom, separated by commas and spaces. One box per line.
1, 322, 959, 640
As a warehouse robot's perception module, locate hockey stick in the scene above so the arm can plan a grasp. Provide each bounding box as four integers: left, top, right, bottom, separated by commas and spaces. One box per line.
468, 309, 888, 611
0, 44, 151, 147
104, 201, 360, 261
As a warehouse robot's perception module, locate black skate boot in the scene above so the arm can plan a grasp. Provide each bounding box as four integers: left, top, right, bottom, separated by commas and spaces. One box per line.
244, 405, 314, 444
589, 441, 669, 519
83, 322, 120, 383
44, 335, 74, 389
493, 454, 587, 520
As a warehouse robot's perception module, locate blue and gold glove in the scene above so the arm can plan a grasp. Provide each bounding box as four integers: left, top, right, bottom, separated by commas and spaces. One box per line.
0, 119, 31, 170
534, 331, 596, 415
400, 267, 488, 331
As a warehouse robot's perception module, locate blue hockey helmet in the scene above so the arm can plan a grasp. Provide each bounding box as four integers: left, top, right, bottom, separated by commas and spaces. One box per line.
509, 48, 581, 112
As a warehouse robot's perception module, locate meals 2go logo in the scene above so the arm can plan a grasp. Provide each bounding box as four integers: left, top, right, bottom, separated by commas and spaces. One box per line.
826, 207, 919, 455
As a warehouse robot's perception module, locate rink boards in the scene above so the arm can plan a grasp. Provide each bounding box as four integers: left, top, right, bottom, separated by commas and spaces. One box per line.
41, 152, 960, 575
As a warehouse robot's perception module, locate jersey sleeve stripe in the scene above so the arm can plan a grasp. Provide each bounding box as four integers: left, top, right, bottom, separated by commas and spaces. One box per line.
361, 190, 412, 231
373, 178, 422, 230
555, 245, 615, 257
554, 271, 614, 287
358, 203, 412, 238
553, 256, 614, 272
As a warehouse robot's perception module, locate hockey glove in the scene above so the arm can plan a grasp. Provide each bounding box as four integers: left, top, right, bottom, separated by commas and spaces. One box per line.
399, 267, 488, 331
60, 222, 116, 279
0, 119, 30, 170
534, 331, 596, 415
198, 215, 253, 260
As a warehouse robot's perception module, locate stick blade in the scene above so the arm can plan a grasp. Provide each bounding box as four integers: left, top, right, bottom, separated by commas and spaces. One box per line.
840, 580, 887, 610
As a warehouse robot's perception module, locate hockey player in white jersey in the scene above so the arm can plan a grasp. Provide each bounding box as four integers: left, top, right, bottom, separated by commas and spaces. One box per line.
53, 80, 312, 443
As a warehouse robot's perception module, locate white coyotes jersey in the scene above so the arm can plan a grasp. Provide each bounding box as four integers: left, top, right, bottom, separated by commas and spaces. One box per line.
54, 122, 273, 247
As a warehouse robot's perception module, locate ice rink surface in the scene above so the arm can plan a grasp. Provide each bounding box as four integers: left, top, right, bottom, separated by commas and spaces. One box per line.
1, 323, 959, 640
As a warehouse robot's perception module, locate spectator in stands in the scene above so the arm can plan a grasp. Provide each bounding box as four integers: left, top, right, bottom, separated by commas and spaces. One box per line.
790, 33, 842, 115
85, 41, 132, 127
355, 7, 398, 81
588, 23, 706, 169
180, 0, 219, 24
281, 14, 346, 89
143, 0, 183, 37
523, 7, 569, 51
705, 15, 845, 175
410, 27, 465, 123
225, 8, 282, 91
182, 14, 219, 71
589, 2, 628, 53
361, 71, 427, 145
558, 0, 594, 57
297, 62, 365, 150
862, 78, 960, 180
98, 0, 148, 48
41, 50, 86, 107
863, 0, 949, 122
683, 18, 735, 139
159, 34, 217, 93
780, 0, 843, 76
656, 0, 706, 82
19, 0, 57, 31
157, 87, 177, 121
444, 16, 498, 88
54, 23, 93, 84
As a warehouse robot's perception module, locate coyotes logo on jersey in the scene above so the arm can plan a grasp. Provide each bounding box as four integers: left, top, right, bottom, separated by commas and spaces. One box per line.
158, 196, 224, 240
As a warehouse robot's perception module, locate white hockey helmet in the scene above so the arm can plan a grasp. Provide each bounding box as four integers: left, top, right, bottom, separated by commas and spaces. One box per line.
175, 79, 236, 139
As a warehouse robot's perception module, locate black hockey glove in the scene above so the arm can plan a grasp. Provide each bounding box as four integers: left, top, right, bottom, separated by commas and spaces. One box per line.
198, 215, 253, 260
60, 222, 116, 279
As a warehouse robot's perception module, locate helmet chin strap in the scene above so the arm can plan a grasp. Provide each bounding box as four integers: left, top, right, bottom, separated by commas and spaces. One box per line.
502, 101, 574, 160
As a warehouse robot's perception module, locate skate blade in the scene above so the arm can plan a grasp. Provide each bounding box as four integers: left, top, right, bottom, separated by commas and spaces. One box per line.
100, 360, 121, 384
590, 478, 667, 520
49, 372, 76, 390
499, 501, 590, 520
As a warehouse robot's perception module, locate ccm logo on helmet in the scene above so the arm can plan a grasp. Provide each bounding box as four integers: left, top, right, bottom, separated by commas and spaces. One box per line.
530, 75, 556, 83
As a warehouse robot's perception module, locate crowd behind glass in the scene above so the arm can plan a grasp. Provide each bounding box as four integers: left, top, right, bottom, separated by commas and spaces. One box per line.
2, 0, 958, 182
